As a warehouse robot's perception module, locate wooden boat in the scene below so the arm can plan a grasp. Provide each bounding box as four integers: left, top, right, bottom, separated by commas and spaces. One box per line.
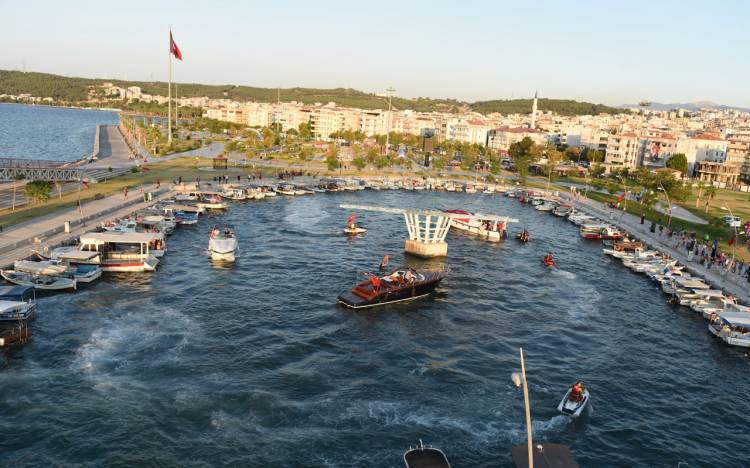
13, 259, 101, 284
337, 268, 447, 309
404, 440, 450, 468
0, 322, 31, 348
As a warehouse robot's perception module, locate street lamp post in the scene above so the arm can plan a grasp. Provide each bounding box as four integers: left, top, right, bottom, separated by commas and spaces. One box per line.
511, 347, 534, 468
384, 87, 395, 156
657, 183, 672, 227
720, 205, 738, 266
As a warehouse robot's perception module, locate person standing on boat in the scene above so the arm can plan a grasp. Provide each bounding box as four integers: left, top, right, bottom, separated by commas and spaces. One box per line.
379, 255, 389, 274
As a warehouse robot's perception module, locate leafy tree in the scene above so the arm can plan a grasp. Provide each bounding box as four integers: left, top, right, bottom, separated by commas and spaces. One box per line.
298, 146, 314, 161
24, 180, 52, 204
326, 154, 339, 172
585, 149, 604, 164
565, 146, 582, 162
665, 153, 688, 174
352, 157, 366, 170
590, 164, 606, 178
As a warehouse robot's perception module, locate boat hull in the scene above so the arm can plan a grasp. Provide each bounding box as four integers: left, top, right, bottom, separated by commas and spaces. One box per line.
337, 272, 446, 309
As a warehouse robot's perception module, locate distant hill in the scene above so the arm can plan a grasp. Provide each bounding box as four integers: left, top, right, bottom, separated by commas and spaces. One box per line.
0, 69, 623, 116
620, 100, 750, 113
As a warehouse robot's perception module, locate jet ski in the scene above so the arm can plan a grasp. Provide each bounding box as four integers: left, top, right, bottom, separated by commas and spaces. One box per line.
557, 382, 589, 418
344, 226, 368, 235
542, 256, 556, 267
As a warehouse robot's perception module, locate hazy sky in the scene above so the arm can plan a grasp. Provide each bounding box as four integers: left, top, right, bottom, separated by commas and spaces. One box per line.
2, 0, 748, 106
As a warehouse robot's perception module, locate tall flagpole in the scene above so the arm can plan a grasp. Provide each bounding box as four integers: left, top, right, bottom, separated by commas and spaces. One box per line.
168, 29, 172, 146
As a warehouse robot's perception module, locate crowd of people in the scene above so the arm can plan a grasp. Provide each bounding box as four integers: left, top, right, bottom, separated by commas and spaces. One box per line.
649, 222, 750, 283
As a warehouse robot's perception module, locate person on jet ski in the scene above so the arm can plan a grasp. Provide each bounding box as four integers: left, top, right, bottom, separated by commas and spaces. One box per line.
570, 381, 584, 401
543, 252, 554, 265
520, 229, 529, 242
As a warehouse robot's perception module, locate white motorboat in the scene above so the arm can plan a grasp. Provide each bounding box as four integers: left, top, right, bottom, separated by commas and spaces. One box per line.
13, 260, 68, 276
445, 182, 456, 192
102, 218, 137, 233
276, 184, 297, 196
208, 224, 238, 262
535, 201, 555, 212
0, 285, 37, 321
444, 210, 513, 242
223, 188, 248, 201
197, 196, 228, 210
557, 383, 590, 418
464, 185, 477, 194
1, 270, 76, 291
552, 203, 573, 217
709, 312, 750, 347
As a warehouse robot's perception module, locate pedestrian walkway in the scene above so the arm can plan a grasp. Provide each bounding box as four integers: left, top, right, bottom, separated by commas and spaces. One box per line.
569, 195, 750, 303
0, 183, 171, 268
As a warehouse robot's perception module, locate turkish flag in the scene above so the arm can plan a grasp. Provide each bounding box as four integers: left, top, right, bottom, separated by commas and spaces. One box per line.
170, 31, 183, 61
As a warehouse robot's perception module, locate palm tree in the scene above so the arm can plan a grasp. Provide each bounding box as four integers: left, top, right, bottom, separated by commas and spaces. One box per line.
704, 185, 717, 213
694, 181, 705, 208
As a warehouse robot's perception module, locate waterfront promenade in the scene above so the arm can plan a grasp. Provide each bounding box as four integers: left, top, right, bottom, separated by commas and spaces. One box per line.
569, 194, 750, 303
0, 183, 171, 268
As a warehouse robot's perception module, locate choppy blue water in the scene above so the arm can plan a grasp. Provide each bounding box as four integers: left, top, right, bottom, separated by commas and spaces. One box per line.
1, 191, 748, 467
0, 103, 118, 161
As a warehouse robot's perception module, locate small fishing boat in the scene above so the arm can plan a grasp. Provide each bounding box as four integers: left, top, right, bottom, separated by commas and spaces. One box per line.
276, 184, 297, 196
535, 201, 555, 212
0, 286, 37, 321
13, 259, 102, 284
1, 270, 76, 291
580, 224, 624, 240
102, 218, 137, 233
464, 185, 477, 194
403, 440, 450, 468
337, 267, 447, 309
552, 203, 572, 217
223, 187, 248, 201
197, 195, 228, 210
208, 224, 238, 262
557, 381, 590, 418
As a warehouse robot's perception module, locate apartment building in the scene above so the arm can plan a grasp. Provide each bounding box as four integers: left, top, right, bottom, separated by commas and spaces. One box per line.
604, 132, 640, 170
487, 127, 546, 151
675, 133, 728, 174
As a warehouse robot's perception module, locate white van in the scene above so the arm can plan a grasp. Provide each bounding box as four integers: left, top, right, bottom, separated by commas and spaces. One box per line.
723, 215, 741, 228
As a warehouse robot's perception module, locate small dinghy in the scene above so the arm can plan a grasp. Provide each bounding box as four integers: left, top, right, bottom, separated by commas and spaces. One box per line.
403, 440, 450, 468
1, 270, 76, 291
516, 230, 530, 243
557, 381, 589, 418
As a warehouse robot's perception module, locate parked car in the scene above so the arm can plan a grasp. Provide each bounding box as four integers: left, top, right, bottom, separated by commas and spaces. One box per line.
722, 215, 741, 228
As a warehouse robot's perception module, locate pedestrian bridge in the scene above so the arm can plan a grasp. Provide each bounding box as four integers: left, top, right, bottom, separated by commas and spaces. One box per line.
0, 158, 87, 182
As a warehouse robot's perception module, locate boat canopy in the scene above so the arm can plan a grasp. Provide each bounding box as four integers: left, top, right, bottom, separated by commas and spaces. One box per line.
57, 250, 101, 261
14, 260, 67, 275
675, 278, 711, 289
80, 232, 164, 245
165, 204, 201, 212
718, 312, 750, 328
141, 215, 165, 223
0, 285, 34, 301
696, 290, 727, 298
